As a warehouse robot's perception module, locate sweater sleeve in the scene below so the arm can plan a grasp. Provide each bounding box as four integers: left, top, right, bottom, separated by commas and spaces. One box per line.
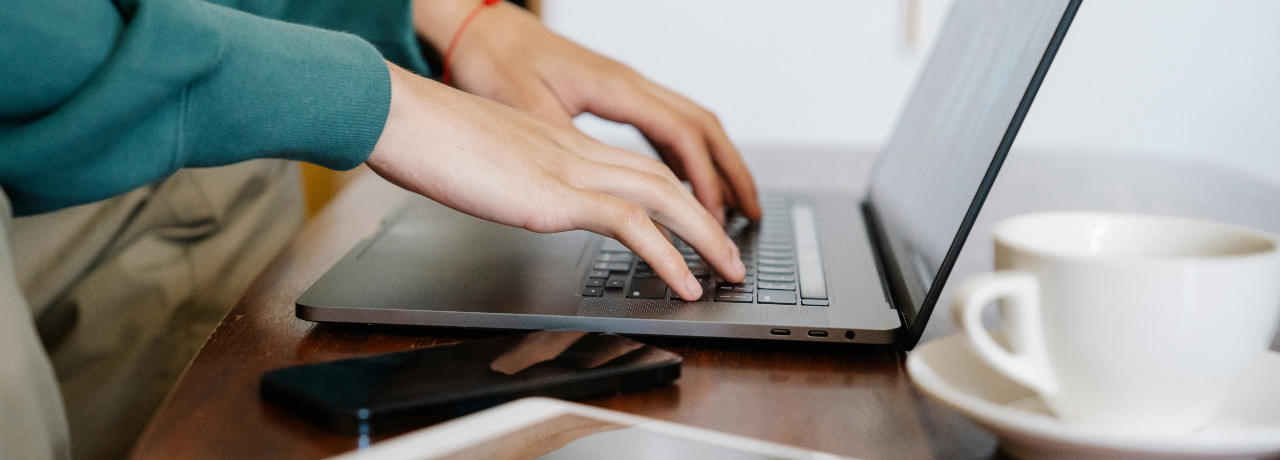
206, 0, 432, 76
0, 0, 423, 216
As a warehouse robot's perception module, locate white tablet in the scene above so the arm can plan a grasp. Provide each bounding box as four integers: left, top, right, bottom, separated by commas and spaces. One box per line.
330, 397, 852, 460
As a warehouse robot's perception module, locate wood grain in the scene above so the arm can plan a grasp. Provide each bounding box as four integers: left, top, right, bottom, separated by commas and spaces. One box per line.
129, 149, 996, 460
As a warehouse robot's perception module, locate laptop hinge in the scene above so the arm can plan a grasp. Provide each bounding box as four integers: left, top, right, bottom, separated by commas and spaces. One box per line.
859, 200, 909, 330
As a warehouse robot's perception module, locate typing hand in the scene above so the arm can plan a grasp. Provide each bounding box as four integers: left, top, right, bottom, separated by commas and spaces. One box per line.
411, 0, 761, 223
367, 62, 746, 300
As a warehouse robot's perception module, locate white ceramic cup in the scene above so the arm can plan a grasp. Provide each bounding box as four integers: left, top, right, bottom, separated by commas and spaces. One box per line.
952, 212, 1280, 436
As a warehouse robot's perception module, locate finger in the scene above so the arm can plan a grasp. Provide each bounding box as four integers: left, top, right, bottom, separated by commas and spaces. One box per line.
566, 191, 703, 300
719, 179, 739, 210
573, 143, 710, 216
653, 221, 673, 245
575, 144, 683, 189
568, 160, 744, 283
644, 133, 726, 224
644, 84, 761, 219
576, 79, 732, 219
626, 102, 728, 220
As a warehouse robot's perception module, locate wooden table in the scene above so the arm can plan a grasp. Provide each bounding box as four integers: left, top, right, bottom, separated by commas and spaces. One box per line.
129, 147, 1280, 460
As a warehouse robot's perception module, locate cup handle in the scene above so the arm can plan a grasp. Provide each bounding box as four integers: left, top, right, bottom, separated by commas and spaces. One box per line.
951, 271, 1059, 396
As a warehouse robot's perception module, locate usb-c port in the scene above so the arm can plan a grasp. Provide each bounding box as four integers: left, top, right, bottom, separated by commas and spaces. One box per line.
808, 330, 828, 338
770, 328, 791, 336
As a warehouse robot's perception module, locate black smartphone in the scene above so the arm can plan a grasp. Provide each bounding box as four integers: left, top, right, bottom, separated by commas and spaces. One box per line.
260, 331, 681, 433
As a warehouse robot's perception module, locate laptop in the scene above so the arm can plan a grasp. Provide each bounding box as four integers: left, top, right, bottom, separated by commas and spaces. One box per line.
297, 0, 1082, 351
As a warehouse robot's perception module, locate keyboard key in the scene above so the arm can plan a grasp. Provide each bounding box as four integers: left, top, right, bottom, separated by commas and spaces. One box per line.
633, 269, 657, 278
585, 278, 605, 288
587, 269, 609, 279
582, 287, 603, 297
802, 299, 830, 307
716, 282, 754, 293
688, 266, 710, 276
758, 250, 793, 259
669, 277, 713, 301
758, 281, 795, 291
714, 275, 754, 284
756, 289, 797, 305
714, 292, 753, 303
758, 243, 792, 251
626, 277, 668, 299
758, 257, 794, 266
601, 238, 630, 253
698, 286, 714, 301
597, 252, 634, 263
594, 262, 631, 272
757, 265, 795, 274
792, 205, 829, 300
758, 273, 795, 282
605, 275, 627, 290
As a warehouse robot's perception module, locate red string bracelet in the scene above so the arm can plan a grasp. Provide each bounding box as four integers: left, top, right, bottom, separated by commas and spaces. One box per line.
441, 0, 501, 86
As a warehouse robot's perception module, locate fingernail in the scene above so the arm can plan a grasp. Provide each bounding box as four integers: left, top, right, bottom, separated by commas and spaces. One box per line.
734, 257, 746, 277
685, 273, 702, 299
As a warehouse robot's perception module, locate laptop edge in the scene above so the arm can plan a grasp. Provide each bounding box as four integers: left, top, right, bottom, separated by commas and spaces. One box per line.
296, 0, 1084, 351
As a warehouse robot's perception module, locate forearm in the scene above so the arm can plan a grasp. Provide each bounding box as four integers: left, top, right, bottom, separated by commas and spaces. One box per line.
0, 0, 390, 215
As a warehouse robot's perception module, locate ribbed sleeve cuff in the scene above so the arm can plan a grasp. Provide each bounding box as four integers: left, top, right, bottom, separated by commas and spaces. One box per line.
182, 3, 390, 171
283, 0, 432, 77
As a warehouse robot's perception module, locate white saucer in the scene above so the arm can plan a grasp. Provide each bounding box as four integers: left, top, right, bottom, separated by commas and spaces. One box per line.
907, 334, 1280, 460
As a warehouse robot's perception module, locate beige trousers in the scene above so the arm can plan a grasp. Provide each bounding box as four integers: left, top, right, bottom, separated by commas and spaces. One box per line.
1, 160, 305, 460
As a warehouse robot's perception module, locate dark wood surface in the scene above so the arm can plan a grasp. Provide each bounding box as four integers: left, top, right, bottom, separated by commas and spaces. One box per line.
127, 148, 1003, 460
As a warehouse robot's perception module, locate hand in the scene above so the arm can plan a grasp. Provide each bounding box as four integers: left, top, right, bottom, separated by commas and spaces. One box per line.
411, 0, 761, 222
367, 62, 746, 300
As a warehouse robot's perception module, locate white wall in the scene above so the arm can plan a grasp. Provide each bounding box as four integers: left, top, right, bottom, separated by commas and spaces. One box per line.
543, 0, 956, 147
1016, 0, 1280, 184
542, 0, 1280, 186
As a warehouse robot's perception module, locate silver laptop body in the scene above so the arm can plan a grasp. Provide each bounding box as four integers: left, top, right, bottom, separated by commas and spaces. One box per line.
297, 0, 1081, 350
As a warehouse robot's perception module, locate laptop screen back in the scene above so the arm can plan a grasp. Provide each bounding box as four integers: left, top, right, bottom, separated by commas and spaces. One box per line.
864, 0, 1080, 348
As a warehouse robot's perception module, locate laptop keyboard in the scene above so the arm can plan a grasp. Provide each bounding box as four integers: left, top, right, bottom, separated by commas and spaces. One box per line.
581, 198, 830, 306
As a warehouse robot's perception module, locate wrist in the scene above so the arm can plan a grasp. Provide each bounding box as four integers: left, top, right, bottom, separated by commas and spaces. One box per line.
371, 61, 421, 164
411, 0, 481, 51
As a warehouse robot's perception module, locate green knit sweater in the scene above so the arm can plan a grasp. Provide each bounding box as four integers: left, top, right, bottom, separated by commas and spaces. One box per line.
0, 0, 431, 216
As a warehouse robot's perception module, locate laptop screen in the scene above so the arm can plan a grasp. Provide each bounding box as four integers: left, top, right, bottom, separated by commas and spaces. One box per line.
864, 0, 1081, 348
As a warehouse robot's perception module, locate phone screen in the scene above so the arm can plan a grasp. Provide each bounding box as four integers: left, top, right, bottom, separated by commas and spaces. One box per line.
261, 331, 681, 432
